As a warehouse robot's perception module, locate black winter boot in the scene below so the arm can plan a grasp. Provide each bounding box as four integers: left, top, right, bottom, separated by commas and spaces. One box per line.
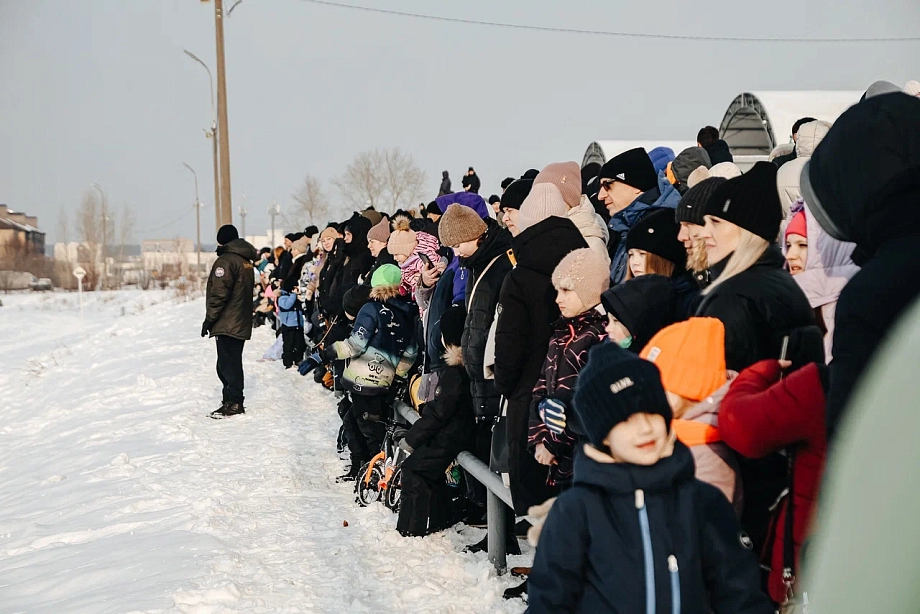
209, 403, 245, 419
336, 462, 364, 483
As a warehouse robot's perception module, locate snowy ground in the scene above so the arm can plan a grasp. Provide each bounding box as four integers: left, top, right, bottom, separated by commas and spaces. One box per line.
0, 290, 531, 613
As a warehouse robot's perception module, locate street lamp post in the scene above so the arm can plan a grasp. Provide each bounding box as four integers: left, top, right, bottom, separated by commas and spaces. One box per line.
181, 163, 202, 278
91, 183, 107, 290
213, 0, 233, 224
269, 202, 280, 248
239, 206, 247, 239
183, 48, 221, 232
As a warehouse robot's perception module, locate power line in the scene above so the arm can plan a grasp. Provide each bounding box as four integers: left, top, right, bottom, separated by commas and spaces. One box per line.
300, 0, 920, 43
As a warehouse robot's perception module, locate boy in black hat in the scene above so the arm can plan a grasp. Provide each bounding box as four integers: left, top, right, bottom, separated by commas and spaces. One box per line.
527, 344, 771, 613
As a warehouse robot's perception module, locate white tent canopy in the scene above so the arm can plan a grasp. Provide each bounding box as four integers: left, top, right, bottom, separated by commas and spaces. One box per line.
582, 140, 697, 169
719, 91, 861, 156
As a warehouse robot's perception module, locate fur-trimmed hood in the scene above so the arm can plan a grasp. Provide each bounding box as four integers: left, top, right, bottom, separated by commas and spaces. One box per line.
370, 282, 402, 302
443, 344, 463, 366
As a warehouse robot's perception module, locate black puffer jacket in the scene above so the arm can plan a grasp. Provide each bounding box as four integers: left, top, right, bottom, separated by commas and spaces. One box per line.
317, 238, 347, 317
404, 346, 476, 454
342, 214, 375, 285
461, 219, 513, 417
696, 245, 818, 372
601, 274, 679, 353
494, 217, 588, 400
205, 238, 258, 340
528, 443, 772, 614
803, 93, 920, 441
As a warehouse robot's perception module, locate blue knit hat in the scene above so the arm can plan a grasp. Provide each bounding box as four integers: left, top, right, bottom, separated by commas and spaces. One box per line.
573, 344, 673, 447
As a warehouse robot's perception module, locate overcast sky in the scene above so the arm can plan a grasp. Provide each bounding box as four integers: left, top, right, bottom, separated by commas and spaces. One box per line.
2, 0, 918, 244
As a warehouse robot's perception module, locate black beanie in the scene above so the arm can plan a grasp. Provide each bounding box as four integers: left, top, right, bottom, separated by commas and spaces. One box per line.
488, 194, 501, 205
500, 178, 534, 211
675, 177, 726, 226
304, 225, 319, 238
217, 224, 239, 245
599, 148, 658, 193
573, 344, 673, 448
343, 284, 370, 318
600, 274, 678, 352
439, 304, 466, 348
625, 209, 686, 269
425, 201, 442, 216
703, 162, 782, 241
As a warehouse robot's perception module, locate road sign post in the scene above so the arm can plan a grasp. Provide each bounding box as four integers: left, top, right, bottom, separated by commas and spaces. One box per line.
73, 267, 86, 322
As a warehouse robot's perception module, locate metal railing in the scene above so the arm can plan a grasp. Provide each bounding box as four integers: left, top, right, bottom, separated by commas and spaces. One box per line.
394, 401, 514, 573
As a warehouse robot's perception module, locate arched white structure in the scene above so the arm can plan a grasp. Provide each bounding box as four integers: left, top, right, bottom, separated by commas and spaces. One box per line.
581, 140, 696, 168
719, 91, 861, 156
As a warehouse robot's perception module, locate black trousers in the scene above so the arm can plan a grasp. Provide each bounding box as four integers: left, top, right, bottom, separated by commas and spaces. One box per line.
351, 394, 389, 455
216, 335, 246, 405
281, 325, 306, 368
397, 446, 455, 536
507, 396, 559, 516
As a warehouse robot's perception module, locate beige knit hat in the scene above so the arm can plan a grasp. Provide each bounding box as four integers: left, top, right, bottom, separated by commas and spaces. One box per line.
387, 218, 418, 257
320, 226, 340, 241
291, 236, 310, 254
534, 162, 581, 209
552, 247, 611, 310
367, 218, 391, 244
517, 183, 569, 232
438, 204, 487, 247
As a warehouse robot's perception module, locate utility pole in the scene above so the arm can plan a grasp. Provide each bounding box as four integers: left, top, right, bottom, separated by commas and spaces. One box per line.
213, 0, 233, 225
91, 183, 107, 290
182, 163, 202, 277
183, 49, 221, 231
269, 202, 280, 248
239, 206, 247, 239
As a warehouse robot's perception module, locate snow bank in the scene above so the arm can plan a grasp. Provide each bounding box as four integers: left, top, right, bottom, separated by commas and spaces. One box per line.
0, 290, 531, 613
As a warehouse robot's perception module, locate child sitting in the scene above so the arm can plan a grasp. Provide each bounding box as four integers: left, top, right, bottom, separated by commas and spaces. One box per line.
639, 317, 742, 513
527, 344, 772, 614
529, 248, 610, 487
396, 305, 476, 536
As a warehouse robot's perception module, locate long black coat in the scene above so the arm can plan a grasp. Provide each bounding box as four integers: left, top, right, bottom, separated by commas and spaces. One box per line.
527, 443, 773, 614
205, 238, 258, 340
696, 245, 818, 372
460, 219, 513, 417
404, 349, 476, 454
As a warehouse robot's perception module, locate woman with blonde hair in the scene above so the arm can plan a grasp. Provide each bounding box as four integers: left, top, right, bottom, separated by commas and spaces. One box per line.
695, 162, 816, 372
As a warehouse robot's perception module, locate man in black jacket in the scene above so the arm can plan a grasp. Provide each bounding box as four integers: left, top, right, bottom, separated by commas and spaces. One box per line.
462, 167, 481, 194
202, 224, 258, 419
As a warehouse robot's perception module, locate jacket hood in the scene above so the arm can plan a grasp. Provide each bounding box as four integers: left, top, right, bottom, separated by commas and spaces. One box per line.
462, 218, 512, 272
343, 213, 372, 256
512, 216, 588, 275
794, 120, 830, 158
369, 282, 402, 302
573, 440, 695, 495
600, 274, 678, 350
705, 139, 734, 165
672, 147, 712, 187
217, 238, 258, 262
442, 170, 449, 179
281, 253, 308, 291
567, 197, 610, 244
789, 201, 860, 308
435, 192, 490, 219
608, 174, 679, 235
443, 344, 463, 366
802, 93, 920, 255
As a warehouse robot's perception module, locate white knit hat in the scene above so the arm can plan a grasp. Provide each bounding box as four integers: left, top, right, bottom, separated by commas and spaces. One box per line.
552, 248, 611, 310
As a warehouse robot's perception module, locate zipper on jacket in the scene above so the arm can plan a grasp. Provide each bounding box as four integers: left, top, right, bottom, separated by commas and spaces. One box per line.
636, 489, 655, 614
668, 555, 680, 614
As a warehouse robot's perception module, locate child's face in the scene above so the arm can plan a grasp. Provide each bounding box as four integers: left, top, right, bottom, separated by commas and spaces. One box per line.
604, 413, 670, 465
393, 253, 408, 264
555, 288, 586, 318
452, 238, 480, 259
627, 249, 648, 278
605, 314, 631, 346
785, 234, 808, 275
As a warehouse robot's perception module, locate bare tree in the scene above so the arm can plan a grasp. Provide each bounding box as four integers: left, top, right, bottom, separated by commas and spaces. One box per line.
382, 148, 426, 212
286, 174, 329, 228
333, 148, 426, 214
77, 190, 102, 290
117, 205, 136, 263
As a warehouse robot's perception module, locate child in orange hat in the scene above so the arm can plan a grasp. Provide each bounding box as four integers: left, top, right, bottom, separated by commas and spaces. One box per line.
640, 317, 742, 513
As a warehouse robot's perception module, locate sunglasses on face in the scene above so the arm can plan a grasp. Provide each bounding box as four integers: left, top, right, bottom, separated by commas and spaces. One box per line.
600, 179, 618, 191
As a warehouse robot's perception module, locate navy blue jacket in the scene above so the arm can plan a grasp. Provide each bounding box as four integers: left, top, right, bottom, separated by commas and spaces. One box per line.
527, 442, 772, 614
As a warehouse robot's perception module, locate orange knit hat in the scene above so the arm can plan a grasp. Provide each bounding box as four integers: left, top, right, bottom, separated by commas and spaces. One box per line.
640, 317, 726, 402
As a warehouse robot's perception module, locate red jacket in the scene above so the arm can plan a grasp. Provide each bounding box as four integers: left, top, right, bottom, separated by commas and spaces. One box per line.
720, 360, 827, 604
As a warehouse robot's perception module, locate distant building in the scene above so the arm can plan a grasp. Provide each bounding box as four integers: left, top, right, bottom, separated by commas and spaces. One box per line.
141, 238, 217, 279
0, 204, 45, 258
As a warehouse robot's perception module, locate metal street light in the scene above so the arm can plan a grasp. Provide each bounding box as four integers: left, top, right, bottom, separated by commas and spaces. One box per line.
269, 202, 280, 249
91, 182, 108, 290
181, 162, 203, 279
183, 48, 222, 232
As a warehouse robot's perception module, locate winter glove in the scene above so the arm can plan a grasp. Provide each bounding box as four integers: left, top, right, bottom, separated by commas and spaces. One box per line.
397, 438, 414, 454
298, 352, 323, 376
538, 398, 567, 435
201, 320, 212, 338
387, 377, 407, 407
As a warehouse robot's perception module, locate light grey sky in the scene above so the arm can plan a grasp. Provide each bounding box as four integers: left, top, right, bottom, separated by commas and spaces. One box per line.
1, 0, 918, 244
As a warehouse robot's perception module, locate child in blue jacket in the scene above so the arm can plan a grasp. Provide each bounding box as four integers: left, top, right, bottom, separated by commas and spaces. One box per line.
527, 344, 772, 614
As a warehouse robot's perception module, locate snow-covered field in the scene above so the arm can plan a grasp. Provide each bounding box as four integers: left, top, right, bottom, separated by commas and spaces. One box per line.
0, 290, 531, 613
